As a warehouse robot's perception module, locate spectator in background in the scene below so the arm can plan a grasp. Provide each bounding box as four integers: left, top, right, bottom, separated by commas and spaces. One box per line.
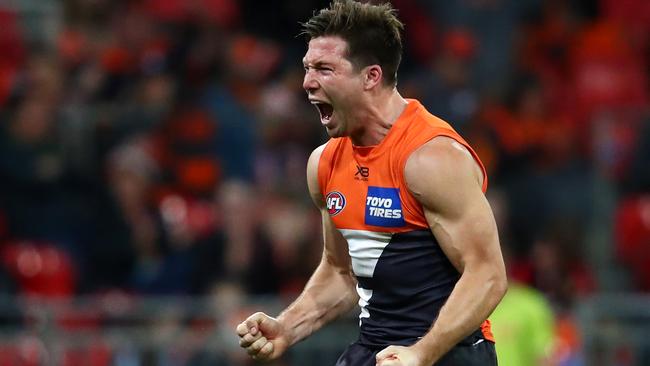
488, 188, 555, 366
405, 29, 480, 133
104, 139, 162, 293
490, 280, 555, 366
0, 55, 88, 260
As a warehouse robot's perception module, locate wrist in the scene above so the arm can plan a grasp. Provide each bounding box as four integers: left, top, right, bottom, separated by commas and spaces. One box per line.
275, 313, 297, 346
410, 340, 440, 366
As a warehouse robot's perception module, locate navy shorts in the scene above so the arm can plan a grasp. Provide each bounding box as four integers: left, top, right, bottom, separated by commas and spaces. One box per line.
334, 330, 497, 366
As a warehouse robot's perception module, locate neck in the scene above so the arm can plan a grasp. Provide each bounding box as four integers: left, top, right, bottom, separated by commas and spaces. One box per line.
350, 89, 408, 146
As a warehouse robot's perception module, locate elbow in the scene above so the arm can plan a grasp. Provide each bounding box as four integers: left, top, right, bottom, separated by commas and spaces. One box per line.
475, 260, 507, 306
471, 259, 508, 302
491, 269, 508, 304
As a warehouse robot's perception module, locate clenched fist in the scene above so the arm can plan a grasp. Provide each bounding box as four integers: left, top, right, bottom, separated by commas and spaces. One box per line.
376, 345, 426, 366
236, 312, 290, 361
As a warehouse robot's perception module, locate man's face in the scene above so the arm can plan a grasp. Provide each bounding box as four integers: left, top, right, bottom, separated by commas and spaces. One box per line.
302, 36, 365, 138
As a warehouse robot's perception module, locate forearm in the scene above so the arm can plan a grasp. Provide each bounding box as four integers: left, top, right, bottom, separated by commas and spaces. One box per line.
277, 259, 358, 346
413, 267, 507, 364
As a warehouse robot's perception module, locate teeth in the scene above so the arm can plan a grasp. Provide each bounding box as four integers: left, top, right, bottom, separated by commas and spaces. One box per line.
310, 100, 332, 121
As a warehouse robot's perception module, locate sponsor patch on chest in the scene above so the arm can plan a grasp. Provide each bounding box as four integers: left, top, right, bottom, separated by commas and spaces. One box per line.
365, 186, 405, 227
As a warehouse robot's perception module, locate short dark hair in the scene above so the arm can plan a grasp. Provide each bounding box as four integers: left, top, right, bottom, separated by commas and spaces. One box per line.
301, 0, 404, 87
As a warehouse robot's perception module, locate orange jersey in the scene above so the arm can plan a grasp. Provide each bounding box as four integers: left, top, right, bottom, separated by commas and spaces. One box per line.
317, 99, 494, 346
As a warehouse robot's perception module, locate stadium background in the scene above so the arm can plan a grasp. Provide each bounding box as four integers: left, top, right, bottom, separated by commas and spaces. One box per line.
0, 0, 648, 365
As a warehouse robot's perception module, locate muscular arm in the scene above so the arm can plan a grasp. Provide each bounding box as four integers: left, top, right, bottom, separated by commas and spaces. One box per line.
276, 144, 359, 347
404, 137, 507, 364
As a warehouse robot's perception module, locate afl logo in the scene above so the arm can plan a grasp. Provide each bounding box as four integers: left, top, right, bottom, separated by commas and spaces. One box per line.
326, 191, 346, 216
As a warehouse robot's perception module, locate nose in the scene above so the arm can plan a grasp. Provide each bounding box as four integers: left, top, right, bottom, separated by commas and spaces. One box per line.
303, 69, 318, 93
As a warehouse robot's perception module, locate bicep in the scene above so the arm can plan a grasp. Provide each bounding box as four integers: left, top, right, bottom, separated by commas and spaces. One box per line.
405, 138, 502, 273
425, 189, 500, 272
321, 211, 352, 272
306, 143, 351, 271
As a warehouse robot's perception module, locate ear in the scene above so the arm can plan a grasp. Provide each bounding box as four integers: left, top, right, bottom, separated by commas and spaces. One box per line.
363, 65, 383, 90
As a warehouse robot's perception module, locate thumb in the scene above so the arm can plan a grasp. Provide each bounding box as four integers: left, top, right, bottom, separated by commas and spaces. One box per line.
245, 312, 269, 335
376, 346, 398, 362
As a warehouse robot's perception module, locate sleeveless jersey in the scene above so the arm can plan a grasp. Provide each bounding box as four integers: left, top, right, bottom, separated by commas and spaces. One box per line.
317, 99, 494, 347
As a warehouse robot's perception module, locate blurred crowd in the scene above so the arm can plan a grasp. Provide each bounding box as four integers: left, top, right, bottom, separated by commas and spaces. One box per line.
0, 0, 648, 365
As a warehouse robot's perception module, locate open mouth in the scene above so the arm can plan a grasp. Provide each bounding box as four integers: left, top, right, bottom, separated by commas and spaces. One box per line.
313, 102, 333, 122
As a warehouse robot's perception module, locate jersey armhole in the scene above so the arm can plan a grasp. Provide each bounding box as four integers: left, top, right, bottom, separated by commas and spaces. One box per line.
398, 131, 489, 223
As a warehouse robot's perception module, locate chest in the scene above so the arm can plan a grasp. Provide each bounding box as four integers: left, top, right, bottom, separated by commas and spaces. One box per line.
324, 155, 408, 231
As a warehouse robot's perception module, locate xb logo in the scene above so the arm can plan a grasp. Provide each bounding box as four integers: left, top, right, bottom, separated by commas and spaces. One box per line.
326, 191, 346, 216
355, 164, 369, 180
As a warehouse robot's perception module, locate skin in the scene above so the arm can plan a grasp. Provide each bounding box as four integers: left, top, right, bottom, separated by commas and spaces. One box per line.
236, 35, 507, 365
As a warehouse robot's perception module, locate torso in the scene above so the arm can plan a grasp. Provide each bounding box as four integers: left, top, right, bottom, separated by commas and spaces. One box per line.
317, 99, 492, 346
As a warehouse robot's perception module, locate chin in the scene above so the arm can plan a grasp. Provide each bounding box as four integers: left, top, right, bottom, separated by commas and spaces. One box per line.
326, 128, 346, 138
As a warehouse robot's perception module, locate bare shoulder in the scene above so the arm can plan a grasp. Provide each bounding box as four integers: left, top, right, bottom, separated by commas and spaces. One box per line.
404, 136, 483, 208
306, 143, 328, 209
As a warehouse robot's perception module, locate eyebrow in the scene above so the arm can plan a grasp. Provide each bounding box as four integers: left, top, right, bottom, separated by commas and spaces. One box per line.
302, 59, 333, 68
